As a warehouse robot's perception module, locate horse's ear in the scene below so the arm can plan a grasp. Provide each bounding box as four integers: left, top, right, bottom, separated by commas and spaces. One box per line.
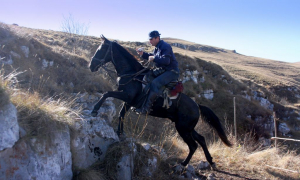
100, 35, 108, 42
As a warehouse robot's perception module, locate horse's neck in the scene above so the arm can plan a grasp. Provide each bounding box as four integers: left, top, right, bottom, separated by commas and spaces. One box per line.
113, 52, 144, 76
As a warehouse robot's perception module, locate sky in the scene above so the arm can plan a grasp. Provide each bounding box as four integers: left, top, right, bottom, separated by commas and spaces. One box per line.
1, 0, 299, 63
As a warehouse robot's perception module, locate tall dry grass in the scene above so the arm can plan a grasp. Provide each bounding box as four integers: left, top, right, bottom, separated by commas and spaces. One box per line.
1, 68, 81, 143
0, 68, 11, 108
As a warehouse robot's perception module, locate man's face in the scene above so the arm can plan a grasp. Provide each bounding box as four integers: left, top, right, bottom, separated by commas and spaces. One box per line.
149, 37, 159, 46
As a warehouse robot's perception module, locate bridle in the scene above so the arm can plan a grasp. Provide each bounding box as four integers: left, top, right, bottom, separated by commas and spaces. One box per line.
92, 41, 116, 67
92, 40, 150, 86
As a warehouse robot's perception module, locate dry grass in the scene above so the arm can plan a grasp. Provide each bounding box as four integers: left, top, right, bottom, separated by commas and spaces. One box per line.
0, 68, 11, 108
1, 67, 81, 143
204, 139, 300, 179
0, 23, 112, 98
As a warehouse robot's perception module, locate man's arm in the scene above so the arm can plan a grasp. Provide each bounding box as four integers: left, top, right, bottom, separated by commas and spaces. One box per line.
153, 46, 172, 66
136, 48, 154, 60
141, 52, 154, 60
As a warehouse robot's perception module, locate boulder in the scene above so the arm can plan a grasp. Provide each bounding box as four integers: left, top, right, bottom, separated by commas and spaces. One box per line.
0, 103, 19, 151
20, 46, 29, 58
0, 126, 73, 180
278, 123, 290, 135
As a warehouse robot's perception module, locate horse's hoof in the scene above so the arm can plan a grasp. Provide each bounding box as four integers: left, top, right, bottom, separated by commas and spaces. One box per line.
210, 163, 217, 171
91, 111, 98, 117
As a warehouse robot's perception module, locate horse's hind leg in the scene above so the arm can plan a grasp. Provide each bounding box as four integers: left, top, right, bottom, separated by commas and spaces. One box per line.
192, 130, 214, 166
175, 123, 198, 167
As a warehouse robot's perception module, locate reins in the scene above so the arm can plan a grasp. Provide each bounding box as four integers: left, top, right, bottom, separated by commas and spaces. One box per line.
94, 41, 151, 86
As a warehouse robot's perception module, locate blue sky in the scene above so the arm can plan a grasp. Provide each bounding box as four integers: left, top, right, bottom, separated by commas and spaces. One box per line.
1, 0, 299, 63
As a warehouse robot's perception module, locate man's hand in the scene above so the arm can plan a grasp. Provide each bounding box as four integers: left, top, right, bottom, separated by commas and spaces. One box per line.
136, 47, 144, 56
148, 56, 155, 61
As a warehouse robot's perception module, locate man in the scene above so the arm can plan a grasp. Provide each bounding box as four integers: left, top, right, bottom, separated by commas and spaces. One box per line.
135, 30, 179, 114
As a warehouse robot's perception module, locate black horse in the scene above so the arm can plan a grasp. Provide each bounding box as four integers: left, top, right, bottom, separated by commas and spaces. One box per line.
89, 36, 232, 168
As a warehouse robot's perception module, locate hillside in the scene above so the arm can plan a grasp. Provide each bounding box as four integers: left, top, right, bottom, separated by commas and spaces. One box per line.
1, 22, 299, 144
1, 23, 300, 179
165, 37, 300, 87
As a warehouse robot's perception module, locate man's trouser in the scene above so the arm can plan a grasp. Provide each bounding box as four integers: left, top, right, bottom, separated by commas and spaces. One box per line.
137, 69, 179, 114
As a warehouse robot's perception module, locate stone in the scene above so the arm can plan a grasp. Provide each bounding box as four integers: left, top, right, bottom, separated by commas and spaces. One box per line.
20, 46, 29, 58
0, 126, 73, 180
0, 55, 13, 65
185, 164, 195, 178
0, 103, 19, 151
10, 51, 21, 58
116, 155, 134, 180
141, 142, 151, 151
279, 123, 290, 135
207, 173, 216, 180
140, 156, 158, 177
71, 116, 119, 169
197, 161, 210, 170
203, 89, 214, 100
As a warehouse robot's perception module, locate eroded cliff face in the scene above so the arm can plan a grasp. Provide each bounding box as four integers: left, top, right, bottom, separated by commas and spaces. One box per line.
0, 93, 118, 180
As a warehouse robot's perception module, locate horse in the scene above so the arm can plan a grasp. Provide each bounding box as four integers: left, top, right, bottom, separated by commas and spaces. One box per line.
89, 35, 232, 168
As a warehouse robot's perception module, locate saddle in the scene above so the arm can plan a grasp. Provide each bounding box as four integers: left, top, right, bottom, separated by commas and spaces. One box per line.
142, 68, 184, 109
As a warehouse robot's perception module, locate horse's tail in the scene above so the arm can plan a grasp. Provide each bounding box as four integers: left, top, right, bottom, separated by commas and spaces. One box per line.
198, 104, 233, 147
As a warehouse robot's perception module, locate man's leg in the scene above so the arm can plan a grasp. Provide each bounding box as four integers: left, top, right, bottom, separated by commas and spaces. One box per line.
136, 70, 179, 114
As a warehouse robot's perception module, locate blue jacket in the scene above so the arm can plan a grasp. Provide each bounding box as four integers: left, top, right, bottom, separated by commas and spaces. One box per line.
142, 40, 179, 72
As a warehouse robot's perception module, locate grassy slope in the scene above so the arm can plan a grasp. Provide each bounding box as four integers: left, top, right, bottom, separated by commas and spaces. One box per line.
1, 23, 300, 179
164, 38, 300, 88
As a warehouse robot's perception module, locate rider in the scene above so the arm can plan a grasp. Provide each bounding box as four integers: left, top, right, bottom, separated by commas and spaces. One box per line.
135, 30, 180, 114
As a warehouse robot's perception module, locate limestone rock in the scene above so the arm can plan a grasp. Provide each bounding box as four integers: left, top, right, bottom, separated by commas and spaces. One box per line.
0, 103, 19, 151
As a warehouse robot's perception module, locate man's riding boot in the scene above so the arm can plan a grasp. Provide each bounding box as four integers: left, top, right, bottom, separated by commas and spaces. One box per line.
135, 91, 158, 115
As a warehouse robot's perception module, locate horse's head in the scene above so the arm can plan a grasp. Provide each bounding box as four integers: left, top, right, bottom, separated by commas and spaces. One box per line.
89, 35, 113, 72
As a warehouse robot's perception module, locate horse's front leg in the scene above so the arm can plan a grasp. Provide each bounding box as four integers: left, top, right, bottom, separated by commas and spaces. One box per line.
117, 103, 131, 136
91, 91, 130, 117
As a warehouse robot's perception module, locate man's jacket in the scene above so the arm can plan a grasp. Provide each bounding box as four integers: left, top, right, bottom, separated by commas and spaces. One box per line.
142, 40, 179, 72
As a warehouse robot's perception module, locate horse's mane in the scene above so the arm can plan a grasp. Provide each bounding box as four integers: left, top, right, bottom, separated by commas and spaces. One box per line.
113, 42, 144, 70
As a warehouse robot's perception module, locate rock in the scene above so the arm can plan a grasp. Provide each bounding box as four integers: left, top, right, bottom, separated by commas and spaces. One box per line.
116, 140, 137, 180
0, 103, 19, 151
71, 117, 119, 169
253, 91, 274, 111
141, 142, 151, 151
207, 173, 217, 180
0, 55, 13, 65
203, 89, 214, 100
0, 91, 118, 179
171, 43, 187, 49
20, 46, 29, 58
150, 145, 167, 160
199, 76, 205, 83
259, 137, 271, 146
141, 157, 157, 177
197, 161, 210, 170
185, 164, 195, 178
174, 164, 185, 173
116, 155, 134, 180
0, 126, 73, 180
10, 51, 21, 58
42, 59, 54, 69
279, 123, 290, 135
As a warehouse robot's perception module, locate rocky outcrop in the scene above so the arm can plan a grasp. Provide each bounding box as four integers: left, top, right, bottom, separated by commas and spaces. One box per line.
182, 69, 200, 84
0, 93, 118, 179
0, 127, 73, 180
20, 46, 29, 58
170, 43, 226, 53
0, 103, 19, 151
